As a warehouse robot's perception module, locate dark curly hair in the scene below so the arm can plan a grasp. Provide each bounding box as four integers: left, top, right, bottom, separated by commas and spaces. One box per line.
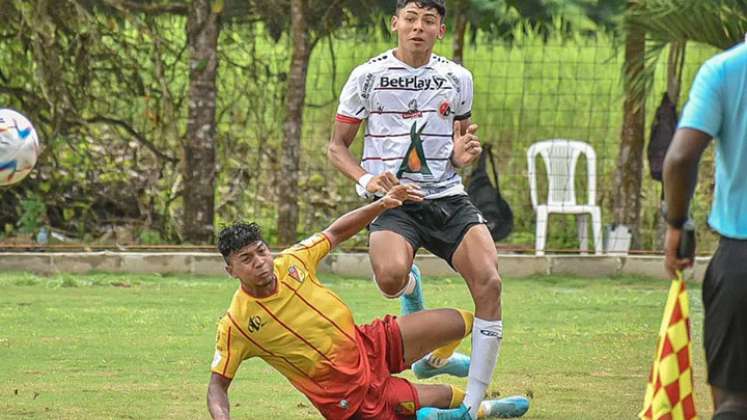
396, 0, 446, 19
217, 222, 264, 262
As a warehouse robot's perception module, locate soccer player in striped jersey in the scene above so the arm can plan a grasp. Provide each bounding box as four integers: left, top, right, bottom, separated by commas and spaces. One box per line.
206, 185, 528, 420
328, 1, 504, 418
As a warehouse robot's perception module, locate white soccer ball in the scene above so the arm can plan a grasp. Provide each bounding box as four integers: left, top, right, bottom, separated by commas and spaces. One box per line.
0, 109, 40, 186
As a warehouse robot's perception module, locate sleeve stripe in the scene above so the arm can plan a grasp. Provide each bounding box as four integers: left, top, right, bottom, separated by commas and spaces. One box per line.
336, 114, 363, 125
454, 111, 472, 121
320, 232, 333, 250
221, 326, 232, 377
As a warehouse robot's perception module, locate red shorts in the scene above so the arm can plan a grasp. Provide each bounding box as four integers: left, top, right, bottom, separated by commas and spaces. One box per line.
353, 315, 420, 419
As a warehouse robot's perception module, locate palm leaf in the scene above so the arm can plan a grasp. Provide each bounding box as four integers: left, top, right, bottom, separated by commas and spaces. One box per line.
625, 0, 747, 105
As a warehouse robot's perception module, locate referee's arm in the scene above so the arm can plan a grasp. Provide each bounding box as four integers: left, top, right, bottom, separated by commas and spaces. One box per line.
663, 128, 712, 228
662, 128, 712, 277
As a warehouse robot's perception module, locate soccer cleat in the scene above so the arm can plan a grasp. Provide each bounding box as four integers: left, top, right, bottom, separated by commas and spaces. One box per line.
400, 264, 425, 315
479, 396, 530, 418
412, 352, 470, 379
417, 403, 470, 420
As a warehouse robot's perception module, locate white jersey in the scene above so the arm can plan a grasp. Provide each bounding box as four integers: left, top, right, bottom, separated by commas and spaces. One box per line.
336, 49, 474, 199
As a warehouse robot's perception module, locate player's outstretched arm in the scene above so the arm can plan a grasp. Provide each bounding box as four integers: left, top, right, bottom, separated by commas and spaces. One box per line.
207, 373, 232, 420
323, 184, 423, 248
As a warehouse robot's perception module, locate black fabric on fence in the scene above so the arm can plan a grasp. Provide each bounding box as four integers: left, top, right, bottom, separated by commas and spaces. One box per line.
648, 93, 678, 182
467, 144, 513, 241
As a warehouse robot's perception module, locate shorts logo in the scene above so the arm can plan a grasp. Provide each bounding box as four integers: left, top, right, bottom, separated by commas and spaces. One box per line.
396, 401, 416, 415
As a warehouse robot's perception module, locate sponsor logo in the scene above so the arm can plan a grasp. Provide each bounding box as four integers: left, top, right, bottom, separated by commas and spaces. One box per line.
248, 315, 267, 333
361, 73, 375, 99
402, 99, 423, 119
480, 329, 502, 338
379, 75, 446, 91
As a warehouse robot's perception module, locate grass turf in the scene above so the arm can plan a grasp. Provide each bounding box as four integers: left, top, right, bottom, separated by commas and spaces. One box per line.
0, 272, 712, 419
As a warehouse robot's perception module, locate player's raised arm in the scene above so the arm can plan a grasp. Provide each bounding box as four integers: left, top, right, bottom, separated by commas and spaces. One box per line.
323, 184, 423, 248
207, 373, 232, 420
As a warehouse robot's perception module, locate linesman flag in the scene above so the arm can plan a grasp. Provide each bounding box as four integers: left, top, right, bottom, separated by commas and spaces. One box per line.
640, 223, 697, 420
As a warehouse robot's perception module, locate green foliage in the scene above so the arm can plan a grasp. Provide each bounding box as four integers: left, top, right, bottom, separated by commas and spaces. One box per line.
137, 228, 164, 245
16, 194, 46, 235
0, 1, 722, 251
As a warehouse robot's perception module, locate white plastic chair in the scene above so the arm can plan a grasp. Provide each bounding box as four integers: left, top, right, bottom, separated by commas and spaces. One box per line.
527, 139, 603, 256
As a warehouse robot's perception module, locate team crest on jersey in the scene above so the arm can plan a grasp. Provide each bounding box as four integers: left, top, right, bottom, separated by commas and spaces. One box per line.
288, 265, 304, 283
397, 122, 432, 178
439, 100, 452, 118
402, 99, 423, 119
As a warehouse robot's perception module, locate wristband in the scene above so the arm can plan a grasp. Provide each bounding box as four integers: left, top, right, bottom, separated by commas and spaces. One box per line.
357, 173, 374, 190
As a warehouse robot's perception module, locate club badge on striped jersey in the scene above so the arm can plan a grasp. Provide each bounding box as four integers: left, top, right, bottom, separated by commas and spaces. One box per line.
439, 100, 452, 118
288, 266, 304, 283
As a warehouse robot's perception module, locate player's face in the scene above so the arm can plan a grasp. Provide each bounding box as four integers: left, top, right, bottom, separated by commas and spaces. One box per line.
226, 241, 276, 290
392, 4, 445, 53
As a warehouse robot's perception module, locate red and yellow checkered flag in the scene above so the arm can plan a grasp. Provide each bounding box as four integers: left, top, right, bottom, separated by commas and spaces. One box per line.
639, 272, 697, 420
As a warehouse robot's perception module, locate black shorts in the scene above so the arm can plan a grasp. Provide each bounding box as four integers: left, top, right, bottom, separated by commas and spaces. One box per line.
702, 236, 747, 391
369, 194, 487, 265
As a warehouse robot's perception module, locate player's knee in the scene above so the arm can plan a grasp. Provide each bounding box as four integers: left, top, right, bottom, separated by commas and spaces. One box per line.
472, 273, 502, 305
373, 268, 410, 298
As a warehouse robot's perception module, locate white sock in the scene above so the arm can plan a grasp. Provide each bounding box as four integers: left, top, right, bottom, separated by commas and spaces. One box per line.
464, 318, 502, 419
375, 272, 417, 298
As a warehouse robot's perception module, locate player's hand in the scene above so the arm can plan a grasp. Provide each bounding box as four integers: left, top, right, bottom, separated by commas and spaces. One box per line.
365, 171, 399, 194
381, 184, 424, 209
451, 120, 482, 167
664, 226, 694, 278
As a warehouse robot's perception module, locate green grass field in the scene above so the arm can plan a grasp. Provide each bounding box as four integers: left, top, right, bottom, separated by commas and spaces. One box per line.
0, 272, 713, 419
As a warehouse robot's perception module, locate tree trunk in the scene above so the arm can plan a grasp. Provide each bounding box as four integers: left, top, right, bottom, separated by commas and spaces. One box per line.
277, 0, 311, 245
613, 17, 646, 247
452, 0, 469, 65
182, 0, 220, 243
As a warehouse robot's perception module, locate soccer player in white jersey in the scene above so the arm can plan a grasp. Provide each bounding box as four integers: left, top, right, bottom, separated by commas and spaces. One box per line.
327, 1, 506, 418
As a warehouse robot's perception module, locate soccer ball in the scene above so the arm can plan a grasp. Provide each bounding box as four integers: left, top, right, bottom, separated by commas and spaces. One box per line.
0, 109, 40, 186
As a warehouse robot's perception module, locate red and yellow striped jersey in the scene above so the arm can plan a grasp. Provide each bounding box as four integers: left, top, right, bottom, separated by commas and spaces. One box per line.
211, 233, 371, 419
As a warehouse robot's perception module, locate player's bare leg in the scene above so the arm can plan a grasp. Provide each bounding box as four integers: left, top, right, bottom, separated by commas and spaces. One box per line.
451, 224, 503, 419
369, 230, 425, 316
397, 308, 471, 365
369, 230, 415, 297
